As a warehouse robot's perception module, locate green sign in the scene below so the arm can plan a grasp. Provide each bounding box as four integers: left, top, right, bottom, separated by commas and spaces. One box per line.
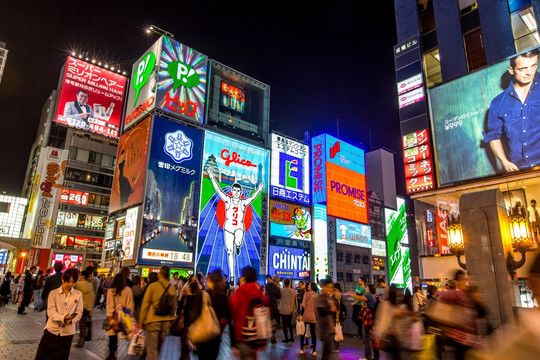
168, 61, 200, 91
132, 52, 156, 106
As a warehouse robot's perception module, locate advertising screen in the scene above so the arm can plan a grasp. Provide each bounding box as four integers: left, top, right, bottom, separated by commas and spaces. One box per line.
429, 48, 540, 185
372, 239, 387, 257
269, 199, 311, 241
50, 253, 83, 271
139, 116, 203, 266
311, 134, 367, 223
221, 81, 245, 114
267, 245, 310, 279
55, 56, 126, 138
270, 134, 310, 205
59, 189, 89, 206
122, 206, 139, 261
22, 147, 68, 249
196, 131, 269, 283
156, 37, 208, 124
109, 116, 151, 213
403, 128, 435, 194
336, 218, 372, 248
385, 198, 411, 290
124, 38, 161, 131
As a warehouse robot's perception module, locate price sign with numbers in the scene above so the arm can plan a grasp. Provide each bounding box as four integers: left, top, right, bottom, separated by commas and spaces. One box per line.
141, 248, 192, 263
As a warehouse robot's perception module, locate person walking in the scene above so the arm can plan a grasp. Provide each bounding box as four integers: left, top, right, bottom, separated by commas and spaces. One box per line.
42, 262, 64, 315
351, 284, 378, 360
132, 275, 144, 322
18, 266, 36, 314
74, 270, 95, 348
0, 271, 12, 306
279, 278, 297, 343
352, 277, 366, 339
139, 265, 176, 360
332, 283, 347, 353
316, 278, 337, 360
34, 269, 83, 360
299, 282, 318, 355
264, 274, 281, 344
106, 273, 134, 360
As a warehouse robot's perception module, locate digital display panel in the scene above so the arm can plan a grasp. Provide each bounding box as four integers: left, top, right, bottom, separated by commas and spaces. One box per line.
397, 73, 423, 95
267, 245, 310, 279
371, 239, 387, 257
336, 218, 372, 248
55, 56, 126, 138
156, 36, 208, 124
271, 133, 310, 205
385, 198, 411, 290
50, 254, 83, 272
59, 189, 89, 206
429, 48, 540, 185
139, 116, 203, 266
311, 134, 367, 223
403, 129, 435, 194
109, 116, 151, 213
221, 81, 245, 114
196, 131, 269, 283
269, 199, 311, 241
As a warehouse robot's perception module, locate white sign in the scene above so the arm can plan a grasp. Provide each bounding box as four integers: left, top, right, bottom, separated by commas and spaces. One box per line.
141, 248, 193, 263
371, 239, 387, 257
123, 206, 139, 260
397, 73, 423, 95
398, 87, 425, 109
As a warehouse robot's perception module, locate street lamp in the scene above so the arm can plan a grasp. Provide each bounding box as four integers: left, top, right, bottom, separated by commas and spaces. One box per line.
146, 25, 175, 38
506, 214, 533, 280
448, 217, 466, 270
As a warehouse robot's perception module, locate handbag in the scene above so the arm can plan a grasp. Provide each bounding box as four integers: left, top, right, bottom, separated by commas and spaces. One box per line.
187, 291, 221, 344
170, 314, 184, 336
128, 330, 145, 356
296, 317, 305, 335
334, 322, 344, 342
423, 299, 476, 330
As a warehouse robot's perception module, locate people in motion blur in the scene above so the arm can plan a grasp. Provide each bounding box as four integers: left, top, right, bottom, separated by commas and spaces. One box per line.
279, 278, 297, 343
106, 273, 134, 360
316, 277, 337, 360
74, 270, 95, 348
299, 282, 318, 355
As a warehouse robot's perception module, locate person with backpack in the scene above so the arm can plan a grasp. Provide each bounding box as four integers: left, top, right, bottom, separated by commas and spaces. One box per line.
106, 273, 134, 360
139, 265, 177, 360
230, 266, 266, 360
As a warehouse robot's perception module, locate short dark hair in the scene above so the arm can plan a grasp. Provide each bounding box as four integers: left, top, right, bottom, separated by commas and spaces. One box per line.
427, 284, 438, 296
232, 183, 242, 190
334, 282, 342, 292
53, 262, 64, 273
531, 199, 537, 204
241, 266, 257, 283
322, 277, 333, 287
62, 268, 79, 283
284, 278, 291, 287
368, 284, 377, 294
30, 266, 36, 271
76, 89, 89, 96
377, 278, 386, 285
510, 49, 540, 68
160, 265, 170, 280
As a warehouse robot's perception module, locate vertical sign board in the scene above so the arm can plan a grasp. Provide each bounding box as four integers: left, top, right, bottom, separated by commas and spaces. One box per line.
403, 129, 434, 194
157, 36, 208, 124
197, 131, 269, 283
55, 56, 127, 139
122, 206, 139, 262
138, 116, 204, 266
260, 194, 269, 275
270, 134, 310, 205
109, 116, 151, 214
385, 198, 412, 290
327, 216, 337, 282
313, 204, 328, 281
124, 38, 161, 131
23, 147, 68, 249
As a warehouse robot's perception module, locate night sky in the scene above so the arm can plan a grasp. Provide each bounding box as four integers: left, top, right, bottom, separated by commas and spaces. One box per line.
0, 1, 402, 196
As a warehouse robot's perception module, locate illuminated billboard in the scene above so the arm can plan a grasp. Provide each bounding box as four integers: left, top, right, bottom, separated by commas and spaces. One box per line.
372, 239, 387, 257
385, 198, 411, 290
429, 48, 540, 185
196, 131, 269, 283
109, 116, 151, 213
402, 129, 435, 194
55, 56, 126, 138
122, 206, 139, 261
156, 36, 208, 124
0, 195, 27, 238
269, 199, 311, 240
311, 134, 367, 223
139, 116, 203, 266
267, 245, 310, 279
313, 204, 328, 280
270, 133, 310, 205
221, 81, 245, 114
336, 218, 371, 248
23, 147, 68, 249
59, 189, 89, 206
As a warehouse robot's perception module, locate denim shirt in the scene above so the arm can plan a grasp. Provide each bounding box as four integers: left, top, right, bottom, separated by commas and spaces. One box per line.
484, 73, 540, 168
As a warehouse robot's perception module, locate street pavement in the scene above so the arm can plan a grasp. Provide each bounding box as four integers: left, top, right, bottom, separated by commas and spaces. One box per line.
0, 303, 455, 359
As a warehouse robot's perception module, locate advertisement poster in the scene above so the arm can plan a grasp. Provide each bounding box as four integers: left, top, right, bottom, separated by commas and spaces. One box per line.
139, 116, 203, 266
372, 239, 387, 257
269, 199, 311, 240
429, 49, 540, 185
122, 206, 139, 261
196, 131, 269, 283
22, 147, 68, 249
109, 116, 151, 213
270, 134, 310, 205
336, 218, 372, 248
50, 253, 83, 271
157, 36, 208, 124
55, 56, 127, 139
385, 198, 412, 290
267, 245, 310, 279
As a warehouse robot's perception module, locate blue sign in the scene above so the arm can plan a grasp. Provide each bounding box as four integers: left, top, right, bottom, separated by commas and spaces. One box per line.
336, 218, 372, 248
0, 252, 6, 264
268, 245, 310, 279
321, 134, 365, 175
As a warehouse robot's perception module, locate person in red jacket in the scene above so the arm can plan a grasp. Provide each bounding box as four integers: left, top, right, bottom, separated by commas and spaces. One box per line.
230, 266, 265, 360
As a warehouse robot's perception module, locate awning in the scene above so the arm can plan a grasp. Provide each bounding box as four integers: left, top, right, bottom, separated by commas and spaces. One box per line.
0, 238, 31, 250
0, 241, 16, 249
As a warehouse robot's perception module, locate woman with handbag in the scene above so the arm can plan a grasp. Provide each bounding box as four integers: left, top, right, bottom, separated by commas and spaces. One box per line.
299, 282, 318, 355
177, 280, 203, 360
332, 283, 346, 352
279, 278, 297, 343
105, 274, 134, 360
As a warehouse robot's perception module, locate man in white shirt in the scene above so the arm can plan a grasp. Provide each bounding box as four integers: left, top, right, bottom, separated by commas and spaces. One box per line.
528, 199, 540, 245
34, 268, 83, 360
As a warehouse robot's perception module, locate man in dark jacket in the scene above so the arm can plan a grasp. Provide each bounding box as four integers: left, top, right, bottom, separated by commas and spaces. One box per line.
264, 274, 281, 344
18, 266, 37, 314
41, 262, 64, 316
316, 278, 337, 360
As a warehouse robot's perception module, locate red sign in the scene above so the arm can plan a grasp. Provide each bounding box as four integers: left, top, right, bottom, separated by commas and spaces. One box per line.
426, 229, 435, 248
436, 207, 451, 254
59, 189, 89, 206
405, 174, 434, 194
221, 81, 245, 102
403, 144, 431, 164
55, 56, 127, 139
403, 128, 435, 194
403, 129, 429, 149
404, 159, 433, 179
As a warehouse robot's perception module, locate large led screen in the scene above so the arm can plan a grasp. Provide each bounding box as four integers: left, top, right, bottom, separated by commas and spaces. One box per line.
157, 37, 208, 124
269, 199, 311, 240
109, 116, 151, 213
196, 132, 269, 283
267, 245, 310, 279
55, 56, 126, 138
385, 198, 411, 290
139, 116, 203, 266
429, 48, 540, 185
270, 133, 310, 205
311, 134, 367, 223
336, 218, 372, 248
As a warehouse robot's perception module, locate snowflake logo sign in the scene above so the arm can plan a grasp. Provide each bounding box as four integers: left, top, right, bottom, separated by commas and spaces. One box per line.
163, 130, 193, 163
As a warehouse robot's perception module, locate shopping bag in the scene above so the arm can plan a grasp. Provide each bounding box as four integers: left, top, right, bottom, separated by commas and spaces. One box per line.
128, 330, 145, 356
334, 322, 344, 342
187, 291, 221, 344
406, 319, 425, 351
305, 324, 311, 339
119, 305, 138, 335
296, 319, 305, 335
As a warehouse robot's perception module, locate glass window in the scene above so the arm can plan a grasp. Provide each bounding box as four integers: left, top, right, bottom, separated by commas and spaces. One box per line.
354, 254, 362, 264
458, 0, 477, 11
363, 256, 370, 265
88, 151, 97, 164
76, 149, 90, 162
422, 48, 442, 88
68, 147, 77, 160
417, 0, 436, 34
337, 272, 344, 282
345, 253, 353, 264
101, 195, 110, 207
463, 28, 487, 71
511, 6, 540, 52
101, 154, 114, 167
346, 273, 353, 283
87, 193, 96, 206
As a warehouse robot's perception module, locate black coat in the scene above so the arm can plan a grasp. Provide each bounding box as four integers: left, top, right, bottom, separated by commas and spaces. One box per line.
42, 273, 62, 301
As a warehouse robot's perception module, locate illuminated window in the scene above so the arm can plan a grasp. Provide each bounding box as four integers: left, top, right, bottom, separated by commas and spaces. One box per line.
417, 0, 435, 34
422, 48, 442, 88
511, 5, 539, 52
